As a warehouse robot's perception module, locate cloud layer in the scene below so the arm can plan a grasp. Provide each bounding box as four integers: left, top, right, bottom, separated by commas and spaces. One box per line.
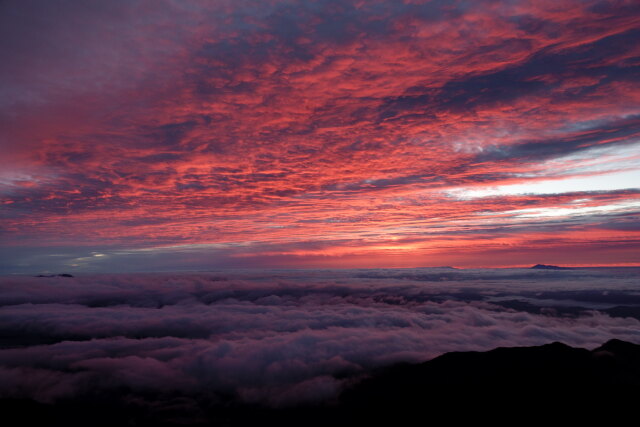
1, 0, 639, 271
1, 269, 639, 406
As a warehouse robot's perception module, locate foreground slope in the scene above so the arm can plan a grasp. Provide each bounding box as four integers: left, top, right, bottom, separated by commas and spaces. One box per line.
2, 339, 639, 426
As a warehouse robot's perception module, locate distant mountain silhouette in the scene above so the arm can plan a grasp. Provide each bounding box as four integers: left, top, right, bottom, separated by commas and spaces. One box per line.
415, 266, 458, 269
35, 273, 74, 277
530, 263, 572, 270
3, 340, 638, 426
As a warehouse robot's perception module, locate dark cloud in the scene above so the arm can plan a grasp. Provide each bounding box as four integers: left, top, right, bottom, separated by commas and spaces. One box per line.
381, 27, 640, 122
477, 114, 640, 162
598, 219, 640, 232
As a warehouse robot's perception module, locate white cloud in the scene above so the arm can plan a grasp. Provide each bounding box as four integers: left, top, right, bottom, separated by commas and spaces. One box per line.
0, 270, 639, 406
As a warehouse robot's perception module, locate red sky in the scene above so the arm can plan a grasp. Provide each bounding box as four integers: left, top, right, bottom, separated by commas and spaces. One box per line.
1, 0, 639, 272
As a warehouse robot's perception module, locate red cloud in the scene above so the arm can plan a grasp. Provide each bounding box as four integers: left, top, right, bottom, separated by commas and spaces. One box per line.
1, 0, 639, 270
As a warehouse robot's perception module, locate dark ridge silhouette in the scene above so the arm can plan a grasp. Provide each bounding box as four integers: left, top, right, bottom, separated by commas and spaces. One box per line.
2, 340, 638, 426
339, 339, 640, 425
531, 264, 572, 270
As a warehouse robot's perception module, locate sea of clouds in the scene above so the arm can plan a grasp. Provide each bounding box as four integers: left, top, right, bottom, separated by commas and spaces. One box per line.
1, 268, 639, 407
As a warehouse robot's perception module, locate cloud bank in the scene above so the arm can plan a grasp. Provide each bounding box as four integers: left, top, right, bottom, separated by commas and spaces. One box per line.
1, 269, 639, 407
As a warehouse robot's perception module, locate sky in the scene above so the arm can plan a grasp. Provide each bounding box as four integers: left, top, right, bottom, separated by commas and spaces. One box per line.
1, 0, 639, 273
